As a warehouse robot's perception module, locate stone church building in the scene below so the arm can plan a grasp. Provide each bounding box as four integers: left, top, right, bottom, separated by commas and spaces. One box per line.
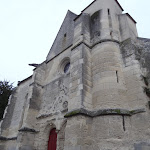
0, 0, 150, 149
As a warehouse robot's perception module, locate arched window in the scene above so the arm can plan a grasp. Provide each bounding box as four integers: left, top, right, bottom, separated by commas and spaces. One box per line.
64, 62, 70, 73
48, 128, 57, 150
59, 57, 70, 74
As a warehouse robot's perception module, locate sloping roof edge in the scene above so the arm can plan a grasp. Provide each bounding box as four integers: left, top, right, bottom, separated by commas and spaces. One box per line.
18, 75, 32, 86
115, 0, 124, 11
75, 0, 124, 21
46, 10, 77, 61
126, 13, 137, 24
81, 0, 124, 13
81, 0, 96, 13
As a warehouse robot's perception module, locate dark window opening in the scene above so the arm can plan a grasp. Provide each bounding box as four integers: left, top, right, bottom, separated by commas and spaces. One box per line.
122, 116, 126, 131
108, 9, 110, 15
64, 33, 67, 37
110, 31, 113, 39
108, 9, 112, 29
110, 31, 112, 36
64, 62, 70, 73
116, 71, 119, 83
91, 10, 100, 39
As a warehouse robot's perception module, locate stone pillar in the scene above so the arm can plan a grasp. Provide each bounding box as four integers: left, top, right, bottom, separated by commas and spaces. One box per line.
64, 115, 93, 150
92, 41, 128, 110
100, 9, 111, 40
69, 44, 92, 111
108, 9, 121, 41
16, 130, 36, 150
16, 63, 46, 149
68, 14, 92, 111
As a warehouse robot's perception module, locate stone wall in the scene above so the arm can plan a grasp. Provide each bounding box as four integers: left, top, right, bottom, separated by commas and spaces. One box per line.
0, 0, 150, 149
120, 38, 150, 109
92, 41, 128, 109
1, 78, 31, 138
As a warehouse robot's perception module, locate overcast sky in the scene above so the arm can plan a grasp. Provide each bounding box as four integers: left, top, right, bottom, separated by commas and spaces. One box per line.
0, 0, 150, 86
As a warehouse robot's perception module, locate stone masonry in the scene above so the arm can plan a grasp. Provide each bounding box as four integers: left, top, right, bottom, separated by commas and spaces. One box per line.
0, 0, 150, 150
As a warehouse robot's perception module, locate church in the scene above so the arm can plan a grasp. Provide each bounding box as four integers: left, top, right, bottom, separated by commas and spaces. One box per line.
0, 0, 150, 149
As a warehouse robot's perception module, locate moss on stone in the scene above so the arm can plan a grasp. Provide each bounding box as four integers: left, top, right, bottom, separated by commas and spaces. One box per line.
130, 110, 136, 114
130, 109, 146, 115
114, 109, 121, 114
120, 38, 131, 45
65, 108, 144, 118
64, 110, 80, 117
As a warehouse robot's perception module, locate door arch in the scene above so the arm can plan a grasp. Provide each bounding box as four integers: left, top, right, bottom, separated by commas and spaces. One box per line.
48, 128, 57, 150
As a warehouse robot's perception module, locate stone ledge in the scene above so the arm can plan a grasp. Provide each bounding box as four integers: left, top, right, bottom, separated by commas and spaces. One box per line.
18, 127, 38, 133
130, 109, 146, 115
71, 39, 120, 51
64, 108, 146, 118
0, 136, 17, 141
29, 82, 43, 88
92, 39, 120, 48
37, 109, 68, 119
46, 44, 73, 63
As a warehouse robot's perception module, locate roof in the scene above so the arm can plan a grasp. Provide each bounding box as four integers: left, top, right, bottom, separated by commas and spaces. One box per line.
18, 75, 32, 86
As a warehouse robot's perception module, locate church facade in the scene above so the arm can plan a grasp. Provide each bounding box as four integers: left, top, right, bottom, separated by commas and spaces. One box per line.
0, 0, 150, 149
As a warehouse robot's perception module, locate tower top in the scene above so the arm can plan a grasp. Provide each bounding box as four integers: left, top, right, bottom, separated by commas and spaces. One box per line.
46, 0, 137, 61
81, 0, 124, 13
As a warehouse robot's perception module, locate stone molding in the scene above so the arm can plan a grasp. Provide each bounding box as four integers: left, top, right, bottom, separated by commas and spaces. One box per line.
64, 108, 146, 118
29, 82, 43, 88
71, 39, 120, 51
18, 127, 38, 133
46, 44, 73, 64
37, 109, 68, 119
45, 39, 120, 66
0, 136, 17, 141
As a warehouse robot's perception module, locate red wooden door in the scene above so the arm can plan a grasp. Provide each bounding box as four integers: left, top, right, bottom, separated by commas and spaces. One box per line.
48, 128, 57, 150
